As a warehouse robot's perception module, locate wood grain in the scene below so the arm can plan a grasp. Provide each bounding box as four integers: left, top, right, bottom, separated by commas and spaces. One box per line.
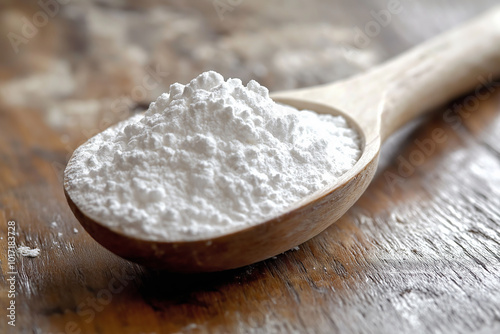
2, 1, 500, 333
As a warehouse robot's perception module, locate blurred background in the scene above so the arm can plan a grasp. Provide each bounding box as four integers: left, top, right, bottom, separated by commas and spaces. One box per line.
2, 1, 500, 333
0, 0, 498, 146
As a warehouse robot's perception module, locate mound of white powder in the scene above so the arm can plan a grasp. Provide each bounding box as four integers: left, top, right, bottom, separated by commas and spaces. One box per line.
65, 71, 361, 241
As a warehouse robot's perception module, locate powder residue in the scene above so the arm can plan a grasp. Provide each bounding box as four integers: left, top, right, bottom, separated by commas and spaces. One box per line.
65, 71, 361, 241
17, 246, 41, 257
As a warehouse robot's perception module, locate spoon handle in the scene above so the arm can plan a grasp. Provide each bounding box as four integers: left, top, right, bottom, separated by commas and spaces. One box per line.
364, 6, 500, 141
272, 6, 500, 142
272, 7, 500, 143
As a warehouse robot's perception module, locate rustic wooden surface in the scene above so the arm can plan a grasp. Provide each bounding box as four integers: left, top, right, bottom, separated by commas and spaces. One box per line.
2, 1, 500, 333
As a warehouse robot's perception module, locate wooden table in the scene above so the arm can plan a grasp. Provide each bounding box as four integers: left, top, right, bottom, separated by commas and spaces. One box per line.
1, 1, 500, 333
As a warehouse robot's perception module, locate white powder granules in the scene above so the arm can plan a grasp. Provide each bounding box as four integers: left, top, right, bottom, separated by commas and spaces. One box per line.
17, 246, 41, 257
65, 71, 361, 241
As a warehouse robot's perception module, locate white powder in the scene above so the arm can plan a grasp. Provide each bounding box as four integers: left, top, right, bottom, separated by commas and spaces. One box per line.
17, 246, 41, 257
65, 71, 361, 241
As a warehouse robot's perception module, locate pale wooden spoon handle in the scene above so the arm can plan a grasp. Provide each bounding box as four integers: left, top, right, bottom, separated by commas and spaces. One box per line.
272, 7, 500, 143
369, 6, 500, 140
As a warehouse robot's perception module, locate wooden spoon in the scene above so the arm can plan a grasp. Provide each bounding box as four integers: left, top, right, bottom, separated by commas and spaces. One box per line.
65, 8, 500, 272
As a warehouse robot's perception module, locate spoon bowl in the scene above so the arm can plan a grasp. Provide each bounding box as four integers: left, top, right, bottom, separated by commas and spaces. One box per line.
65, 7, 500, 272
65, 100, 379, 272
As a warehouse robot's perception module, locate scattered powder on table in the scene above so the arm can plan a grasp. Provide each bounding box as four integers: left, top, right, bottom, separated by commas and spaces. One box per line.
17, 246, 41, 257
65, 71, 361, 241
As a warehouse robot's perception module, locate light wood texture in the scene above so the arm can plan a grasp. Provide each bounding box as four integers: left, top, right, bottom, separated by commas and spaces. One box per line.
64, 6, 500, 272
2, 1, 500, 333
